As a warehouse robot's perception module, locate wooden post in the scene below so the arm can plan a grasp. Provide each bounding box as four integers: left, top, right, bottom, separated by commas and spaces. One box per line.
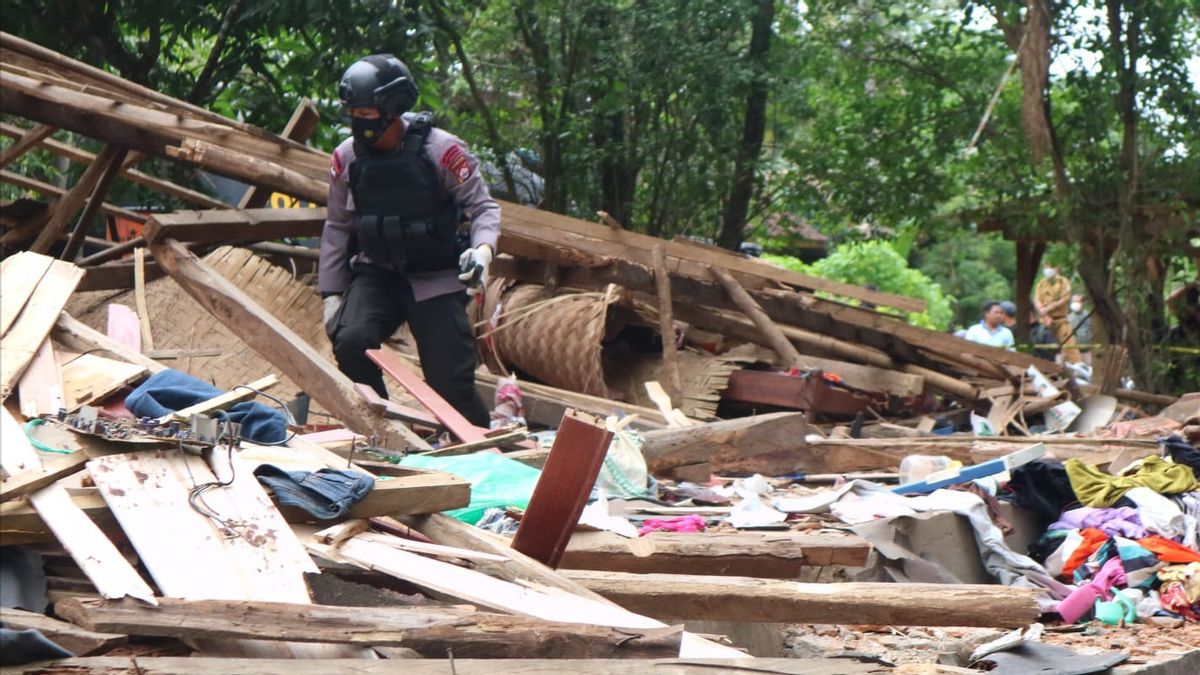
0, 123, 56, 169
147, 238, 428, 451
708, 265, 806, 368
30, 144, 125, 254
511, 410, 613, 568
652, 245, 683, 406
60, 146, 130, 261
133, 247, 154, 349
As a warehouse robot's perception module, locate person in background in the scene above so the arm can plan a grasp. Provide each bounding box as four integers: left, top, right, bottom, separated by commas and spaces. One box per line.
1035, 264, 1082, 364
1000, 300, 1018, 329
1030, 311, 1057, 361
1067, 294, 1093, 365
964, 300, 1015, 349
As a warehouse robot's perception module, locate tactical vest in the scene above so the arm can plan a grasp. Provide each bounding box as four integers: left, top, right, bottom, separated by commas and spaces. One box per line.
348, 114, 462, 273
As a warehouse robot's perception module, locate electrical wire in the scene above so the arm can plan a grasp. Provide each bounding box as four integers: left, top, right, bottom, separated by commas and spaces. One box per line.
230, 385, 298, 446
23, 419, 74, 454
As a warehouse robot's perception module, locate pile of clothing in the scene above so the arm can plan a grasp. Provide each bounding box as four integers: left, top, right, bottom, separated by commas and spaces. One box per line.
1009, 435, 1200, 622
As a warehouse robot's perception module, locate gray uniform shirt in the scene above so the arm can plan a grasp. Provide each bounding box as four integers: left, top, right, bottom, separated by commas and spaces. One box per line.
318, 121, 501, 302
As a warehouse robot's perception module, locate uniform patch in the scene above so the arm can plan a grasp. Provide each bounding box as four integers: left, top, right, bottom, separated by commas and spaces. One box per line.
330, 148, 345, 179
441, 144, 472, 184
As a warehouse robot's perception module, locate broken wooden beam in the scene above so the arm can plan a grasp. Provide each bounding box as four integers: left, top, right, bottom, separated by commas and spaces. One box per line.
367, 348, 488, 445
511, 410, 614, 568
638, 412, 810, 475
238, 98, 321, 209
147, 238, 427, 451
561, 571, 1040, 628
77, 260, 166, 292
1, 255, 84, 396
55, 597, 682, 659
561, 530, 871, 577
143, 208, 326, 245
0, 168, 147, 223
475, 369, 669, 430
30, 144, 126, 254
0, 122, 56, 169
652, 244, 683, 406
54, 312, 166, 374
0, 607, 127, 656
61, 146, 130, 261
708, 265, 806, 368
0, 451, 87, 503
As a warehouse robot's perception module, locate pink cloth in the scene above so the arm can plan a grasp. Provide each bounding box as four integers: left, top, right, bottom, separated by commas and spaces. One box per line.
1057, 557, 1127, 623
639, 515, 706, 536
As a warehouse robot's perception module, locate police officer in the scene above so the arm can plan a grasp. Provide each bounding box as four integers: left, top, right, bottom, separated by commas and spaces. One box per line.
319, 54, 497, 426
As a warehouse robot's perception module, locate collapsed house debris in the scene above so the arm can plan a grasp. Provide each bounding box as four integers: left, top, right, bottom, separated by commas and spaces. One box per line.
2, 31, 1198, 673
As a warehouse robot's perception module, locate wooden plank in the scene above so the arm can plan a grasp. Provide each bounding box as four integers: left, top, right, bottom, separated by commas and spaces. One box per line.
30, 143, 124, 253
0, 250, 55, 336
639, 412, 812, 475
651, 244, 682, 406
355, 382, 441, 428
367, 348, 487, 444
61, 146, 129, 261
310, 531, 747, 658
87, 449, 360, 658
56, 597, 682, 659
0, 657, 848, 674
148, 238, 426, 452
723, 369, 874, 416
17, 339, 64, 417
0, 258, 84, 397
106, 303, 141, 353
165, 138, 326, 204
157, 374, 278, 423
0, 606, 127, 656
143, 208, 326, 244
238, 99, 321, 209
561, 571, 1040, 628
78, 260, 167, 291
561, 530, 871, 576
709, 264, 805, 368
0, 409, 156, 604
55, 312, 166, 374
0, 121, 229, 209
59, 352, 148, 410
0, 168, 147, 222
419, 428, 530, 457
0, 122, 56, 169
511, 410, 613, 568
133, 247, 154, 349
0, 450, 87, 503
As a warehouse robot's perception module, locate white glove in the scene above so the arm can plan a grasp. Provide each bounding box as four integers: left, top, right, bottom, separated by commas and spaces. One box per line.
323, 294, 343, 334
457, 244, 493, 296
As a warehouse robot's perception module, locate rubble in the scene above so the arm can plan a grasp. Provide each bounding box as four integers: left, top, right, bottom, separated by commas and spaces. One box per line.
2, 31, 1198, 673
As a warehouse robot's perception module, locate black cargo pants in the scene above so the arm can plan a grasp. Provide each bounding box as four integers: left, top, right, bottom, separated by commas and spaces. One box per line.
327, 265, 490, 427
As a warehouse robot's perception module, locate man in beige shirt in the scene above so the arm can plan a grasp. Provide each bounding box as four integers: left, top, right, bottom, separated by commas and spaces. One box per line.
1034, 265, 1081, 364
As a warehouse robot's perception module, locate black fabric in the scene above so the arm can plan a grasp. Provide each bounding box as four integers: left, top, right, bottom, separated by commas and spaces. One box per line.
1162, 435, 1200, 479
349, 116, 461, 273
328, 265, 489, 427
1003, 460, 1079, 528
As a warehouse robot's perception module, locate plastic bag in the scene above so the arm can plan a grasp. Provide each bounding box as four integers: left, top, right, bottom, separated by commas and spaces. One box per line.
400, 452, 541, 523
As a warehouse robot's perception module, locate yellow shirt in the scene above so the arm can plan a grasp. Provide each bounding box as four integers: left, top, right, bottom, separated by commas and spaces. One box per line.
1035, 276, 1071, 318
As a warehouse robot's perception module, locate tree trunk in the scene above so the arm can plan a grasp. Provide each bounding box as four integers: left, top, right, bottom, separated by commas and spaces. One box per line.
717, 0, 773, 251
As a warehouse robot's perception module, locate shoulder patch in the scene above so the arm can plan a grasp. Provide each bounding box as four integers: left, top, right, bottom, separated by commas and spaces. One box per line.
330, 147, 345, 179
440, 144, 472, 184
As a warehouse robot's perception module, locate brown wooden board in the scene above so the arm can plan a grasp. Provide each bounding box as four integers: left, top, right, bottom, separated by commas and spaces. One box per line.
511, 410, 613, 568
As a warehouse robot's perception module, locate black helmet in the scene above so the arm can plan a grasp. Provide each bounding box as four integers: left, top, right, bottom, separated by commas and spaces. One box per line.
338, 54, 419, 117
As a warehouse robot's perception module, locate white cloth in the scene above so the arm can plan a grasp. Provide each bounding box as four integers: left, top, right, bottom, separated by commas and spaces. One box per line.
963, 321, 1015, 349
1124, 487, 1195, 547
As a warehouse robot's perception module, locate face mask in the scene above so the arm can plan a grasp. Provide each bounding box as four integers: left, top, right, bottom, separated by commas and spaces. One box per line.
1070, 302, 1082, 312
351, 116, 389, 146
1043, 267, 1056, 279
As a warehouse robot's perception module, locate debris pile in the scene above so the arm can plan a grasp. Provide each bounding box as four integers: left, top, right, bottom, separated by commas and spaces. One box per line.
2, 31, 1198, 673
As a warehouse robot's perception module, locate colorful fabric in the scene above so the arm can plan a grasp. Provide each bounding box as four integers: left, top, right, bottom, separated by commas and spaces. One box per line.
1158, 563, 1200, 604
1073, 536, 1163, 590
1060, 528, 1110, 577
1049, 506, 1147, 539
1137, 535, 1200, 564
1065, 456, 1198, 508
1058, 557, 1126, 623
638, 514, 705, 536
1159, 582, 1199, 621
